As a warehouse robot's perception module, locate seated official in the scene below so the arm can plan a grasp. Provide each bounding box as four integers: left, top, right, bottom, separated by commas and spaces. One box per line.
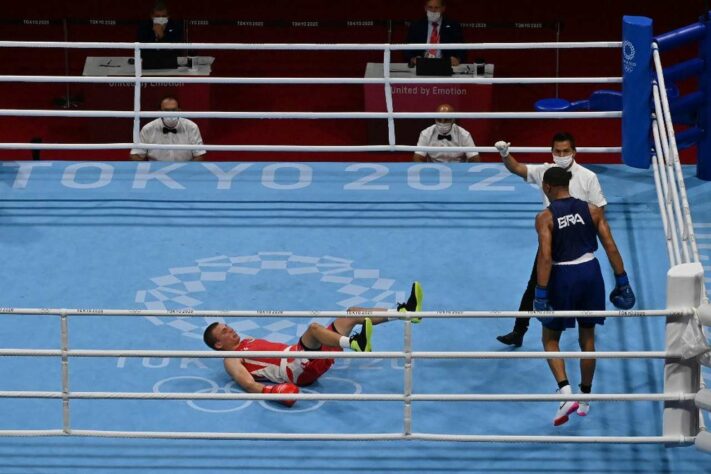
414, 104, 479, 163
405, 0, 466, 67
137, 1, 184, 68
130, 96, 206, 162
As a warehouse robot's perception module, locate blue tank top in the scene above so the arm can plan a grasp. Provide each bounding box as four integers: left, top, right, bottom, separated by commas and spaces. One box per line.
549, 197, 598, 262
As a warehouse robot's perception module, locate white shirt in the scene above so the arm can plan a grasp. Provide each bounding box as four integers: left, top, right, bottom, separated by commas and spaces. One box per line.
415, 123, 478, 163
130, 118, 207, 162
525, 161, 607, 208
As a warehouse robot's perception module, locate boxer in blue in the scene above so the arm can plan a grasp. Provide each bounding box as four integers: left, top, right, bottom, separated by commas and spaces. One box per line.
533, 167, 636, 426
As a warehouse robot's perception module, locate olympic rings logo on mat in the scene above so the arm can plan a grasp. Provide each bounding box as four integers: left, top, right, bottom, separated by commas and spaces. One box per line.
135, 251, 405, 340
153, 375, 362, 413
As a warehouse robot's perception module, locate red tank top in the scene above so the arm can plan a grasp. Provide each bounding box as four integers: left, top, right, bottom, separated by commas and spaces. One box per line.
235, 337, 294, 382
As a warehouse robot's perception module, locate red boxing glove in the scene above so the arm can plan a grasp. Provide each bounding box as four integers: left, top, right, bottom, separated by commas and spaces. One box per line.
262, 383, 299, 407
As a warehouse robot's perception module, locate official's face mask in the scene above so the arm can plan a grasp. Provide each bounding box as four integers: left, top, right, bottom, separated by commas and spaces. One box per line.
426, 11, 442, 23
553, 153, 574, 169
153, 16, 169, 25
162, 116, 179, 128
435, 122, 453, 134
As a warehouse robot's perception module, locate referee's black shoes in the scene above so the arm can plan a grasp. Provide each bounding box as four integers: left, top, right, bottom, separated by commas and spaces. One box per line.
496, 330, 525, 348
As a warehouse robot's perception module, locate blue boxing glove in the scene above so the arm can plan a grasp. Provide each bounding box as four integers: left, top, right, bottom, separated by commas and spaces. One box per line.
533, 286, 553, 312
609, 272, 636, 309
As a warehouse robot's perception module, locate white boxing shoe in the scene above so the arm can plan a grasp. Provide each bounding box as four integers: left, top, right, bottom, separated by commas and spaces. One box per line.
577, 401, 590, 417
554, 401, 579, 426
553, 385, 579, 426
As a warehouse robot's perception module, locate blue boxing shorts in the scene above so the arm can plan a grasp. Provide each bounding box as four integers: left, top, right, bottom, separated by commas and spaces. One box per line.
538, 258, 606, 331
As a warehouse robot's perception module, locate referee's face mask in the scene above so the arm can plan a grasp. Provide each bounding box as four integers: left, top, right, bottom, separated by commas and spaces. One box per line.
551, 140, 575, 169
435, 120, 453, 134
160, 98, 180, 129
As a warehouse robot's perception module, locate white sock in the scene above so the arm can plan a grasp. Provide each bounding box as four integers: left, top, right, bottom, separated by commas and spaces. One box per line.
558, 384, 572, 394
338, 336, 350, 349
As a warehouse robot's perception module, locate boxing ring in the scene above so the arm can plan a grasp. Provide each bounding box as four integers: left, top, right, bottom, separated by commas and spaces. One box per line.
0, 19, 711, 474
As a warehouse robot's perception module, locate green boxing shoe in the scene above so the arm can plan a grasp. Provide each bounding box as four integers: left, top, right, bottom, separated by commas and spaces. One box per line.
397, 281, 423, 323
349, 317, 373, 352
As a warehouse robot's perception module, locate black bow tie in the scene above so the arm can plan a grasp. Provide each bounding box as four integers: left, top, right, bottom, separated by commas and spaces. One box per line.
163, 127, 178, 134
437, 134, 452, 141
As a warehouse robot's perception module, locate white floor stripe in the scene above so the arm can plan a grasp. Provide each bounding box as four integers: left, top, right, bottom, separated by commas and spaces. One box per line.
699, 244, 711, 249
697, 233, 711, 239
695, 223, 711, 228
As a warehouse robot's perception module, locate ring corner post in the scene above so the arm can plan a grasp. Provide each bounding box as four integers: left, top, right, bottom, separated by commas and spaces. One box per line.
697, 14, 711, 180
664, 262, 704, 446
622, 16, 653, 169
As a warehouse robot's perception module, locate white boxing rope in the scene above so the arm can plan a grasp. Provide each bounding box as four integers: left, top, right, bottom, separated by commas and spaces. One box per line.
13, 431, 408, 441
653, 84, 690, 264
0, 390, 695, 402
0, 143, 395, 152
411, 434, 692, 444
152, 111, 620, 119
0, 430, 686, 444
650, 155, 678, 266
0, 75, 623, 85
653, 46, 703, 266
0, 109, 623, 119
0, 349, 679, 360
0, 75, 388, 84
0, 430, 66, 438
0, 40, 622, 51
652, 118, 683, 266
0, 307, 686, 317
0, 349, 62, 357
389, 77, 622, 84
0, 143, 625, 154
